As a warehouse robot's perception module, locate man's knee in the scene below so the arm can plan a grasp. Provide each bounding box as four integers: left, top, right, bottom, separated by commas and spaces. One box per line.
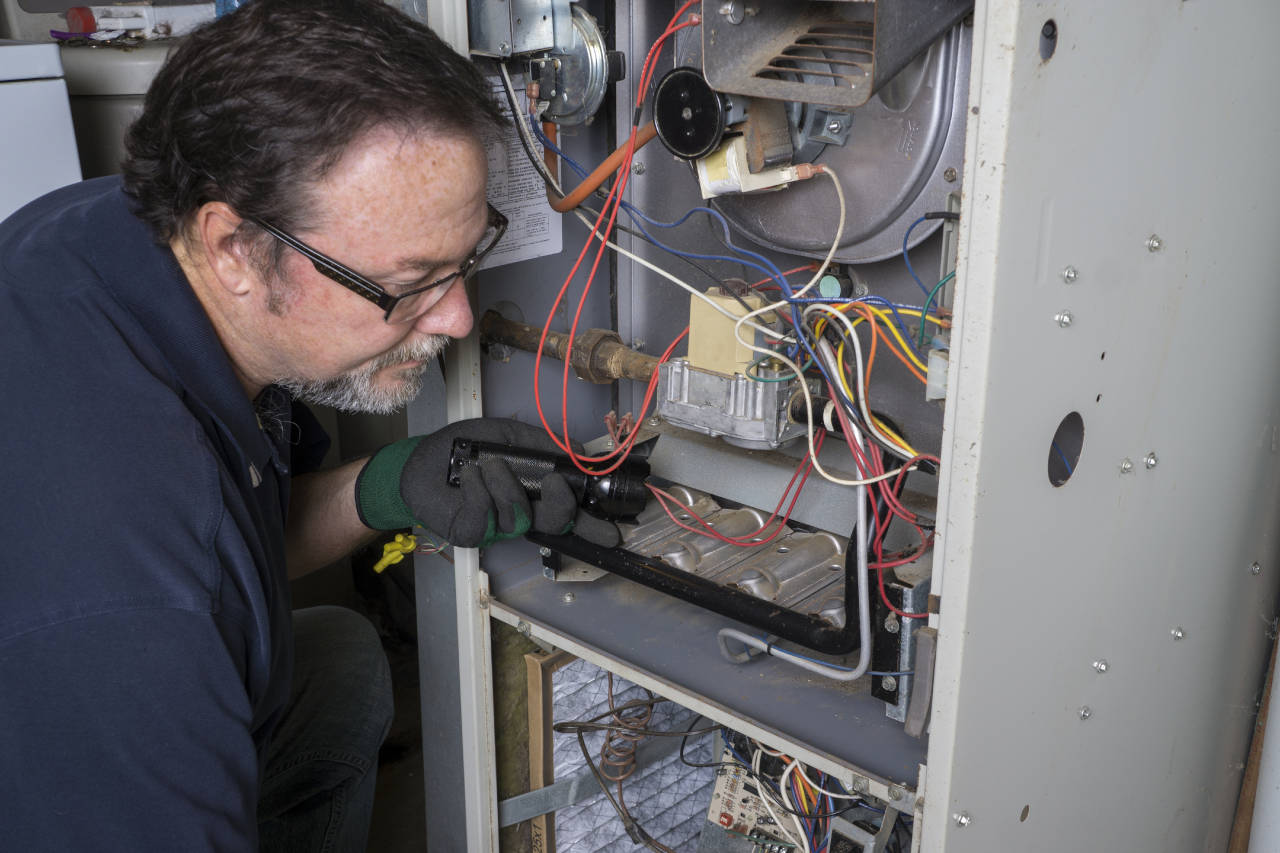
292, 606, 394, 753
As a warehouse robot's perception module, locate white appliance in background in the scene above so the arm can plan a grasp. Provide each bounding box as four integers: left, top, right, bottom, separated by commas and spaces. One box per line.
0, 39, 79, 221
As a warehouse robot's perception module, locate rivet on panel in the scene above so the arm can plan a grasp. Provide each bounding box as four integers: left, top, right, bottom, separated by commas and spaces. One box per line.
1144, 452, 1158, 469
1171, 626, 1185, 640
1092, 659, 1109, 674
1120, 458, 1134, 474
1253, 562, 1263, 576
953, 812, 972, 828
1146, 234, 1163, 252
1055, 311, 1073, 328
1078, 706, 1092, 720
1061, 266, 1079, 283
561, 592, 576, 605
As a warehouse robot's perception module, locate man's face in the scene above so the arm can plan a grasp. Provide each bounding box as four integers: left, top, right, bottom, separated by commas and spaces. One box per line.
260, 126, 490, 414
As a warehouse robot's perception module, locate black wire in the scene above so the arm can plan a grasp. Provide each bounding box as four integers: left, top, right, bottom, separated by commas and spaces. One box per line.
676, 717, 872, 822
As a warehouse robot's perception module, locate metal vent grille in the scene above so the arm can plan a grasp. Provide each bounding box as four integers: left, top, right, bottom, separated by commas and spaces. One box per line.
753, 22, 875, 93
702, 4, 878, 108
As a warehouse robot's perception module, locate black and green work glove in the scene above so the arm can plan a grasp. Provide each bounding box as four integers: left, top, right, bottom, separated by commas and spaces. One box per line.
355, 417, 621, 549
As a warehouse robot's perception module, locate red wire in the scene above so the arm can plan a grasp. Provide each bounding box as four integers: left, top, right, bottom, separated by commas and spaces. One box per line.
748, 263, 821, 291
556, 13, 701, 465
645, 431, 824, 547
533, 5, 701, 475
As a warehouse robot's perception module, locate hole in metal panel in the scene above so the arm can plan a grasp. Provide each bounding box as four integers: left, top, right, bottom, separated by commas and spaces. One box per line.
1048, 411, 1085, 487
1039, 19, 1058, 61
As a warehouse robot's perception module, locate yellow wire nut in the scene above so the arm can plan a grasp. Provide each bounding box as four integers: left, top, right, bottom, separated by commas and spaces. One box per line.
371, 533, 417, 574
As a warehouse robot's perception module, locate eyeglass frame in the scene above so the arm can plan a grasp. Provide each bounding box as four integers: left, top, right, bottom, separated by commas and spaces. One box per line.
246, 203, 508, 322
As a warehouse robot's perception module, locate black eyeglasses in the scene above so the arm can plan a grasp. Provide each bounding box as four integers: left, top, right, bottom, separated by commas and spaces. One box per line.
248, 203, 508, 323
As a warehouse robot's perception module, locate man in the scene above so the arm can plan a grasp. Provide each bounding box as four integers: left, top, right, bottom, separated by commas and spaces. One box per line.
0, 0, 614, 849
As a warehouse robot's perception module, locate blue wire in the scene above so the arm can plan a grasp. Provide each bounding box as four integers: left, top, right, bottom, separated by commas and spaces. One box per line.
532, 114, 855, 394
902, 215, 934, 298
531, 118, 798, 290
856, 294, 920, 350
1053, 441, 1074, 474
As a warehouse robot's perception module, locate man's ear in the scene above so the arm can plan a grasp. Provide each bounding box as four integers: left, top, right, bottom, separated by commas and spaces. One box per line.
193, 201, 257, 296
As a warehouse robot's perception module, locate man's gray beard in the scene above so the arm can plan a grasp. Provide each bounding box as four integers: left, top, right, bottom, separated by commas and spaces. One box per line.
276, 335, 450, 414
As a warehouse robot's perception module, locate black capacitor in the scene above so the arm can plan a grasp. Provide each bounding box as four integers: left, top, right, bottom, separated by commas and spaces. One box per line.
447, 438, 651, 521
652, 66, 728, 160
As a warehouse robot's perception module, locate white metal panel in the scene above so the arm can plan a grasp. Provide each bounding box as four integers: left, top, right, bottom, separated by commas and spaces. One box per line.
0, 75, 79, 221
927, 1, 1280, 850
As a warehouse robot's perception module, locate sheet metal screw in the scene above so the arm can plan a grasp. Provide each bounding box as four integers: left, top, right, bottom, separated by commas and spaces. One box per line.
538, 546, 552, 557
498, 41, 511, 56
562, 592, 576, 604
1055, 310, 1073, 328
632, 162, 646, 175
889, 786, 904, 801
1171, 626, 1185, 640
1253, 562, 1263, 576
882, 676, 898, 692
718, 1, 745, 23
943, 167, 957, 182
647, 416, 661, 426
1061, 265, 1079, 283
1146, 234, 1163, 252
516, 620, 532, 638
852, 777, 870, 794
604, 439, 616, 449
1093, 659, 1109, 673
1120, 458, 1134, 474
885, 615, 901, 634
1144, 452, 1158, 469
1078, 706, 1092, 720
478, 591, 490, 609
826, 118, 844, 133
953, 812, 972, 828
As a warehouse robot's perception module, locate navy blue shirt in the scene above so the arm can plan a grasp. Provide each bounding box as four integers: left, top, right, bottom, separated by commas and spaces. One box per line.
0, 178, 299, 850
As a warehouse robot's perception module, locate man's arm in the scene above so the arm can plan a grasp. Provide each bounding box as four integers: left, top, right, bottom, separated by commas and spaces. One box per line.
286, 458, 380, 579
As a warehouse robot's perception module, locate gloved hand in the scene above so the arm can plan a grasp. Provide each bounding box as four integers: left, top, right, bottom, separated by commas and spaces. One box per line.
355, 417, 621, 549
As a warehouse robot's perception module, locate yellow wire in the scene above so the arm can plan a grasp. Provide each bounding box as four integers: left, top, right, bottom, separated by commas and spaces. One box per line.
892, 307, 949, 327
835, 339, 919, 457
861, 304, 927, 372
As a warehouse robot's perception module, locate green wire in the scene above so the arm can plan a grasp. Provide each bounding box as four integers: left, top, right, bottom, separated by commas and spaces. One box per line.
917, 270, 956, 351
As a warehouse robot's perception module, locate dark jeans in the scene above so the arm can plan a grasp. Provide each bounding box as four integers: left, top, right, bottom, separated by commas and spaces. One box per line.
258, 606, 394, 853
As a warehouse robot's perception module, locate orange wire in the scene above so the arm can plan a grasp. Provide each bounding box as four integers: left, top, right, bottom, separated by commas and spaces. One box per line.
845, 303, 926, 384
533, 4, 701, 476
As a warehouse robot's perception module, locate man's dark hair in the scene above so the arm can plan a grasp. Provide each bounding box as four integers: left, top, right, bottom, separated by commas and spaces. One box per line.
123, 0, 506, 248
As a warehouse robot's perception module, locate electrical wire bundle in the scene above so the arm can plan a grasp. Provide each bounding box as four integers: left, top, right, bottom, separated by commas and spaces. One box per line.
554, 691, 912, 853
674, 722, 907, 853
498, 0, 958, 673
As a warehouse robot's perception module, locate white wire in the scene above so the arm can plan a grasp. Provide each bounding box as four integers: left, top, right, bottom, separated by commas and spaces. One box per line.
791, 167, 846, 299
724, 168, 914, 485
807, 320, 914, 462
797, 764, 862, 800
501, 62, 788, 343
773, 758, 814, 845
754, 749, 809, 853
575, 212, 785, 340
